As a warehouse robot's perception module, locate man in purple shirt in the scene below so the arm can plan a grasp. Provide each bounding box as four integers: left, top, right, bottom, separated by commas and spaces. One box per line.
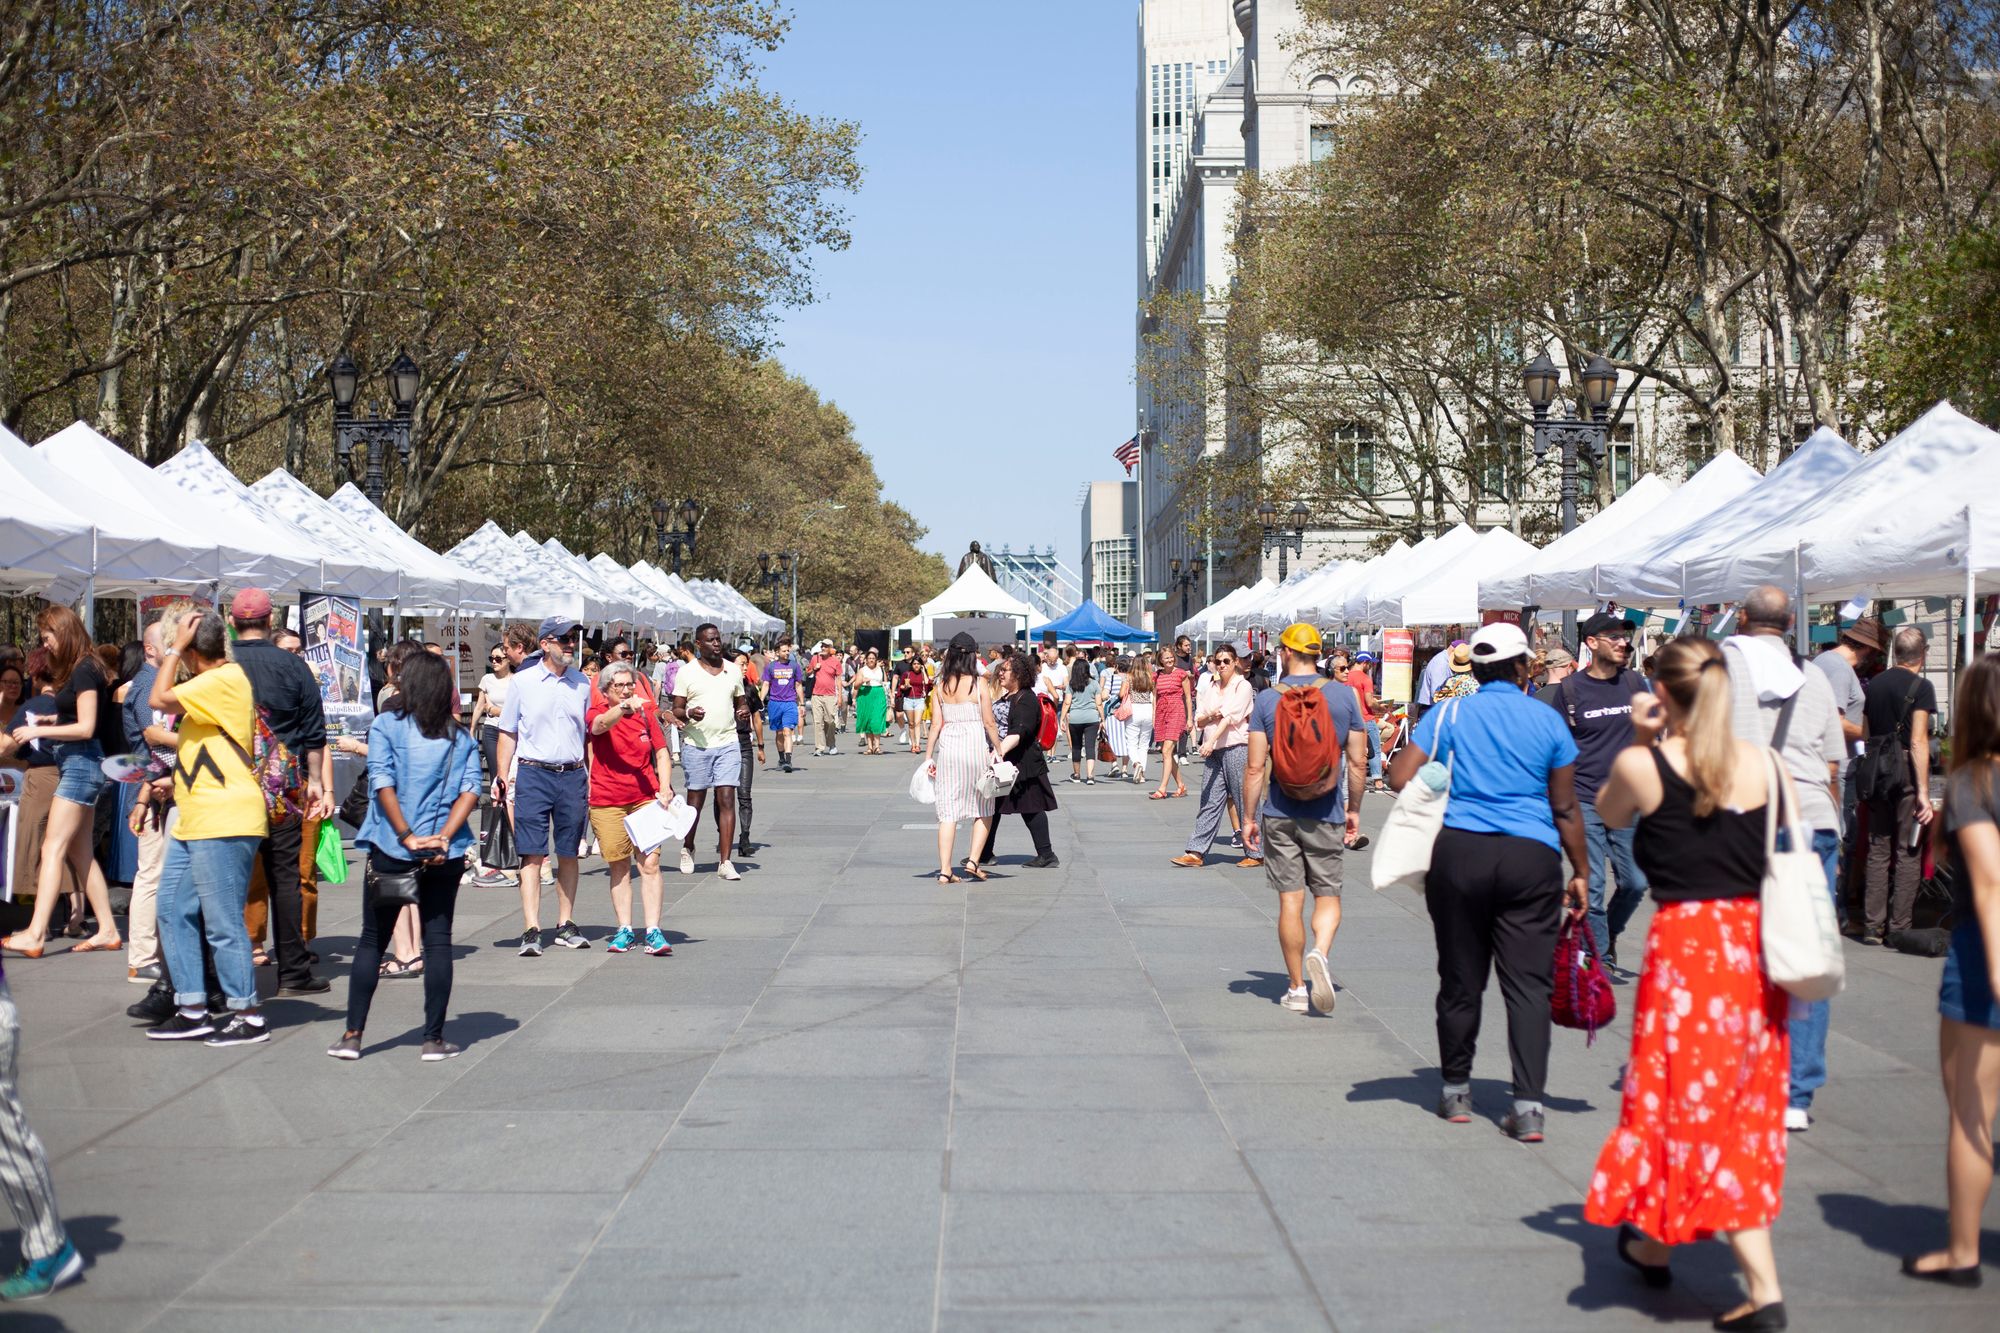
763, 639, 802, 773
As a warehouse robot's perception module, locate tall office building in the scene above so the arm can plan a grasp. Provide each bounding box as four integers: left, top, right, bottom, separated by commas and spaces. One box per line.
1080, 481, 1140, 618
1137, 1, 1241, 289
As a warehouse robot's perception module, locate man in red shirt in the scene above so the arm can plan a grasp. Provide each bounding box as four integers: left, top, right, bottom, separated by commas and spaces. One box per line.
808, 639, 844, 756
1345, 650, 1385, 795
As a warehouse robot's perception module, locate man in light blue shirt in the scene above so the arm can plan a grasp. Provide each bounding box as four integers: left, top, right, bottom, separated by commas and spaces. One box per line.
494, 617, 592, 957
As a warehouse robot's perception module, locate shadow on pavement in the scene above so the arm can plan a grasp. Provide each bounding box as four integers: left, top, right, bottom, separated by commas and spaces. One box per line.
1817, 1191, 1996, 1269
1229, 971, 1291, 1002
354, 1009, 521, 1057
1518, 1202, 1734, 1322
1347, 1068, 1595, 1116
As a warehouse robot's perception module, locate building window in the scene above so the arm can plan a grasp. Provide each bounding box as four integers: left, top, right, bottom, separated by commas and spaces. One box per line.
1473, 435, 1515, 501
1685, 424, 1715, 478
1331, 422, 1377, 496
1310, 124, 1337, 162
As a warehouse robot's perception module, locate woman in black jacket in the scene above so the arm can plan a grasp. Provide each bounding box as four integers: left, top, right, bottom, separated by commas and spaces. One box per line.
986, 651, 1060, 869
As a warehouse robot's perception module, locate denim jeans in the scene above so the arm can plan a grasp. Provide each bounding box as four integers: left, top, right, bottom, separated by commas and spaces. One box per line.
1788, 827, 1844, 1110
1365, 719, 1383, 781
158, 834, 261, 1009
1582, 805, 1648, 956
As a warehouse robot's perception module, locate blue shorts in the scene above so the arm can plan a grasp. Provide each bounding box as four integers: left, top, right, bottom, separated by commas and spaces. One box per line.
681, 741, 743, 791
1940, 922, 1999, 1031
766, 699, 799, 732
53, 741, 107, 805
512, 763, 587, 860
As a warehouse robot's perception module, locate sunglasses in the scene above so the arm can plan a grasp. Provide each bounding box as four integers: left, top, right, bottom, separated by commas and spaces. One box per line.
489, 653, 505, 662
547, 635, 577, 647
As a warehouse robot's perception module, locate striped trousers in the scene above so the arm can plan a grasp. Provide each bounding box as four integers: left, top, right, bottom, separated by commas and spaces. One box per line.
0, 979, 65, 1261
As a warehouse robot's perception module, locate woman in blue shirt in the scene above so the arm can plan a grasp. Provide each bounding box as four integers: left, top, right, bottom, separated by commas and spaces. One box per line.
329, 654, 481, 1062
1388, 622, 1590, 1143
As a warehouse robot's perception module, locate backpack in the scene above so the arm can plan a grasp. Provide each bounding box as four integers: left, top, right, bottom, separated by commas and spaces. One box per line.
220, 705, 303, 824
1270, 678, 1344, 801
1852, 672, 1924, 805
1035, 693, 1059, 750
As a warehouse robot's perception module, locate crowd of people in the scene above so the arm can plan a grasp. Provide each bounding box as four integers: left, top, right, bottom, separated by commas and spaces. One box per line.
0, 591, 1992, 1322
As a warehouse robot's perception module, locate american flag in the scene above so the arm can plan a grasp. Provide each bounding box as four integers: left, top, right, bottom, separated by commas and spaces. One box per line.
1113, 436, 1140, 474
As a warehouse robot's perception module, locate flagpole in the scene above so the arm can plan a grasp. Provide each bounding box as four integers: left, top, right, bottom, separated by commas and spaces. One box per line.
1133, 420, 1146, 635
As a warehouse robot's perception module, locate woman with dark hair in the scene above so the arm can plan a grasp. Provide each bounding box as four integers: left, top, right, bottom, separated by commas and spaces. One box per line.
1587, 636, 1789, 1329
145, 610, 269, 1045
0, 662, 22, 721
0, 651, 82, 931
2, 605, 122, 957
335, 638, 426, 975
1902, 653, 2000, 1290
988, 652, 1060, 868
1064, 656, 1102, 784
329, 654, 481, 1061
925, 633, 1002, 883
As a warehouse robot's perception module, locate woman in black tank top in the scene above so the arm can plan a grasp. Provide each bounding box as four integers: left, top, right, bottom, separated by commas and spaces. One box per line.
1582, 638, 1791, 1332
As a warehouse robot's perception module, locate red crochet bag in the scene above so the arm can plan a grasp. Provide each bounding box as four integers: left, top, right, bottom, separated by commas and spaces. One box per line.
1551, 912, 1617, 1044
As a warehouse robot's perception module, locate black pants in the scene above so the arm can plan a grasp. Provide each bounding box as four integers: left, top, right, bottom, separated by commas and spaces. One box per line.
1425, 827, 1562, 1103
985, 812, 1053, 862
346, 857, 462, 1042
736, 731, 754, 844
1068, 723, 1099, 764
256, 812, 313, 988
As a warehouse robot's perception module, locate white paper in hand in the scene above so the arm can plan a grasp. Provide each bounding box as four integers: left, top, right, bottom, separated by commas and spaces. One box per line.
623, 797, 698, 855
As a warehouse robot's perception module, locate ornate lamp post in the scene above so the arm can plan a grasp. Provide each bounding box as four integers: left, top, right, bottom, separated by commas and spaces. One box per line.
328, 350, 420, 508
651, 497, 700, 577
1258, 499, 1309, 581
758, 551, 796, 626
1522, 350, 1619, 643
1170, 555, 1205, 629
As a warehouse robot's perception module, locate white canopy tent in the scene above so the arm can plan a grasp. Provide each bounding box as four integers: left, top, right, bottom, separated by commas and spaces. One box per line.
1344, 525, 1482, 627
0, 424, 138, 593
444, 522, 614, 624
1174, 578, 1272, 642
901, 564, 1038, 641
38, 421, 319, 593
1478, 473, 1676, 610
628, 561, 734, 632
1300, 545, 1405, 627
512, 532, 635, 626
661, 570, 745, 633
322, 484, 506, 612
251, 471, 453, 608
588, 556, 694, 634
1501, 452, 1764, 613
1592, 432, 1863, 609
1681, 402, 2000, 606
161, 443, 403, 603
1221, 563, 1334, 634
1378, 527, 1539, 627
536, 537, 656, 631
687, 578, 782, 636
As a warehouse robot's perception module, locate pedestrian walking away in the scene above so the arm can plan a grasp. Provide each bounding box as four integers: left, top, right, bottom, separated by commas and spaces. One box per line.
1538, 611, 1653, 972
330, 655, 483, 1061
1171, 646, 1254, 868
670, 624, 751, 881
1721, 586, 1849, 1132
1904, 651, 2000, 1291
1122, 656, 1156, 784
927, 633, 1002, 883
1856, 625, 1937, 945
1587, 636, 1791, 1331
1388, 621, 1589, 1142
493, 617, 594, 957
586, 661, 677, 955
1241, 623, 1368, 1016
1063, 656, 1103, 784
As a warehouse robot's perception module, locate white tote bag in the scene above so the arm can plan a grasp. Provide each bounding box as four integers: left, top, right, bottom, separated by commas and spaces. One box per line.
1759, 750, 1846, 1002
1371, 698, 1460, 894
976, 758, 1018, 800
909, 760, 936, 805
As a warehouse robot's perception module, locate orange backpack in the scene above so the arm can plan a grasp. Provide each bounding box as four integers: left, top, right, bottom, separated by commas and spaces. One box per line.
1270, 679, 1343, 801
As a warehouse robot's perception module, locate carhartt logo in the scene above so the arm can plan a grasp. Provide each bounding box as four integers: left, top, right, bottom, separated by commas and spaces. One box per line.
1580, 706, 1632, 721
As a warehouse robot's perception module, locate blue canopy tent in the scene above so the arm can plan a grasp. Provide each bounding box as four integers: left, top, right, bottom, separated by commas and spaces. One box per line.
1028, 599, 1157, 643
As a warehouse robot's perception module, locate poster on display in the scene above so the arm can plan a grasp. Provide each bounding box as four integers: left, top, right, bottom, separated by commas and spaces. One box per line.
300, 593, 366, 707
423, 617, 493, 699
1381, 629, 1414, 703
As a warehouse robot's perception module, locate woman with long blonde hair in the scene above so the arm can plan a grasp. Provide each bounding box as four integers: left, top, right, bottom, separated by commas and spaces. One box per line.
1588, 637, 1789, 1330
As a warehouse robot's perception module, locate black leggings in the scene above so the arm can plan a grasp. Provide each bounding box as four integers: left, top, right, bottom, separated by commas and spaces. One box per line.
1068, 723, 1099, 764
984, 812, 1053, 862
347, 856, 462, 1042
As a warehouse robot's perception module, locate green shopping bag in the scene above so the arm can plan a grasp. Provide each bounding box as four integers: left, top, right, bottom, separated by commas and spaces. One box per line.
314, 819, 351, 885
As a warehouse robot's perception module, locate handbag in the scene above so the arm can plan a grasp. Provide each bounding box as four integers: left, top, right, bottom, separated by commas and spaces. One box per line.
1097, 733, 1115, 763
1114, 700, 1134, 723
1371, 697, 1460, 893
1550, 911, 1617, 1043
1759, 749, 1847, 1001
977, 758, 1019, 799
478, 783, 520, 871
365, 850, 423, 907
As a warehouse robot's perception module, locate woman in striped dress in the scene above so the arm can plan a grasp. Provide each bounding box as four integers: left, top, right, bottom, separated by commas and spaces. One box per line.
926, 633, 1002, 884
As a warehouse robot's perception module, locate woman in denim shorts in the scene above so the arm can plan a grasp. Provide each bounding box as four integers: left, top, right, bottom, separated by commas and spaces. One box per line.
2, 606, 122, 958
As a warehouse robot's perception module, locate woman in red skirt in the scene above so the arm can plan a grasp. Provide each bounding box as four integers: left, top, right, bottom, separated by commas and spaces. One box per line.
1590, 637, 1791, 1333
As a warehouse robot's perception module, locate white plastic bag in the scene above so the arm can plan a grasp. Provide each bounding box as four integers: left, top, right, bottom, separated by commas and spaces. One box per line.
909, 760, 936, 805
1759, 752, 1846, 1001
1371, 698, 1458, 894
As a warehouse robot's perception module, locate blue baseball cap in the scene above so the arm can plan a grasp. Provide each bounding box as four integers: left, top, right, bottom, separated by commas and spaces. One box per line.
1355, 651, 1377, 662
536, 616, 582, 642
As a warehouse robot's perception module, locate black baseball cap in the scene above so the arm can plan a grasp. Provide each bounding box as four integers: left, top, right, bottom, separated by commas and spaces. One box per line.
1579, 612, 1632, 640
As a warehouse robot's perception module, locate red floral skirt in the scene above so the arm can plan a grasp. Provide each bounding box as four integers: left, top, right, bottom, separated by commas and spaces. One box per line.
1584, 898, 1790, 1245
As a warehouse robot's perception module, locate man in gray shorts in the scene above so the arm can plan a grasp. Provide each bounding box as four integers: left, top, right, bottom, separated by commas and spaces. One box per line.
1242, 623, 1369, 1016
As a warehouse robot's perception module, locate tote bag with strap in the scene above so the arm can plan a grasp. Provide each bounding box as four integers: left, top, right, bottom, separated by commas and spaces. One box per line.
1759, 749, 1846, 1001
1371, 697, 1461, 893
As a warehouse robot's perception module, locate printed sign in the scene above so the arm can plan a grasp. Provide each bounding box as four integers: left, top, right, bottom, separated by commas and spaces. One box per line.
1380, 628, 1415, 703
300, 593, 366, 707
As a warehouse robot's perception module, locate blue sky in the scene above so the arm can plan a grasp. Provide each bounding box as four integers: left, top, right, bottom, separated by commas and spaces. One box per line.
759, 1, 1136, 575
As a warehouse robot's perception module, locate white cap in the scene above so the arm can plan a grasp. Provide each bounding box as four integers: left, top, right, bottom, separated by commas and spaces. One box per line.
1468, 621, 1530, 664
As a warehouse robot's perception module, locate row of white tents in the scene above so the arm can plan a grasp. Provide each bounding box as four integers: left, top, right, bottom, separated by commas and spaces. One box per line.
0, 420, 781, 638
1180, 401, 2000, 657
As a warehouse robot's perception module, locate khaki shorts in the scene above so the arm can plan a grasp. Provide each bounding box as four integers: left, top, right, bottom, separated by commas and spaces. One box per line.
1262, 815, 1344, 898
589, 800, 659, 863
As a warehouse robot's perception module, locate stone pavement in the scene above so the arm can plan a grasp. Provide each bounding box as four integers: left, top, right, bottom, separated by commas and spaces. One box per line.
5, 741, 1996, 1331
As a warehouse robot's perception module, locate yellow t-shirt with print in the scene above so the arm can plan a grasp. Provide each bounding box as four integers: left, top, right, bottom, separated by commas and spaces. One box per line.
171, 663, 269, 841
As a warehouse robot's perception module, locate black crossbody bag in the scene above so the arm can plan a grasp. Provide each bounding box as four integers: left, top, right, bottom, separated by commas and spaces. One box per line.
367, 726, 467, 907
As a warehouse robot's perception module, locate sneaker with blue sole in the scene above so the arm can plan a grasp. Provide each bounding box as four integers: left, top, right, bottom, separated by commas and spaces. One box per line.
644, 928, 673, 956
0, 1238, 83, 1301
606, 927, 637, 954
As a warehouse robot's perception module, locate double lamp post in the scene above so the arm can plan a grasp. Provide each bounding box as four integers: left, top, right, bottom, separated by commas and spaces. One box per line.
1521, 350, 1619, 645
328, 351, 421, 508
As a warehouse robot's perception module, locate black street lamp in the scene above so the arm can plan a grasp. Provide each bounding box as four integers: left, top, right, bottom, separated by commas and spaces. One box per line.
758, 550, 797, 623
651, 497, 701, 576
1523, 350, 1620, 643
328, 350, 421, 508
1258, 499, 1309, 581
1170, 555, 1206, 628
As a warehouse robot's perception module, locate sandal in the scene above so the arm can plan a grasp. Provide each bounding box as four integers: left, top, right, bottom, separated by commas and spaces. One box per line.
378, 957, 412, 978
936, 871, 961, 886
72, 936, 123, 953
961, 859, 988, 883
1148, 790, 1171, 800
1174, 785, 1189, 798
1, 935, 44, 959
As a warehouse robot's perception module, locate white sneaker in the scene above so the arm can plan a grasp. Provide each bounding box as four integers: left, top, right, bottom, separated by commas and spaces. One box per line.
1784, 1107, 1811, 1132
1305, 951, 1337, 1014
679, 848, 696, 875
1281, 986, 1310, 1014
718, 861, 742, 882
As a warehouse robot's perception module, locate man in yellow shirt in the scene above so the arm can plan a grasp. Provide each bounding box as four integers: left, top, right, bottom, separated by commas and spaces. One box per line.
670, 623, 750, 881
145, 609, 270, 1047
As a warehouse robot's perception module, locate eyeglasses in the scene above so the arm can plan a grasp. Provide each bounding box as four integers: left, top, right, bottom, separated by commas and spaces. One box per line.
489, 654, 505, 663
